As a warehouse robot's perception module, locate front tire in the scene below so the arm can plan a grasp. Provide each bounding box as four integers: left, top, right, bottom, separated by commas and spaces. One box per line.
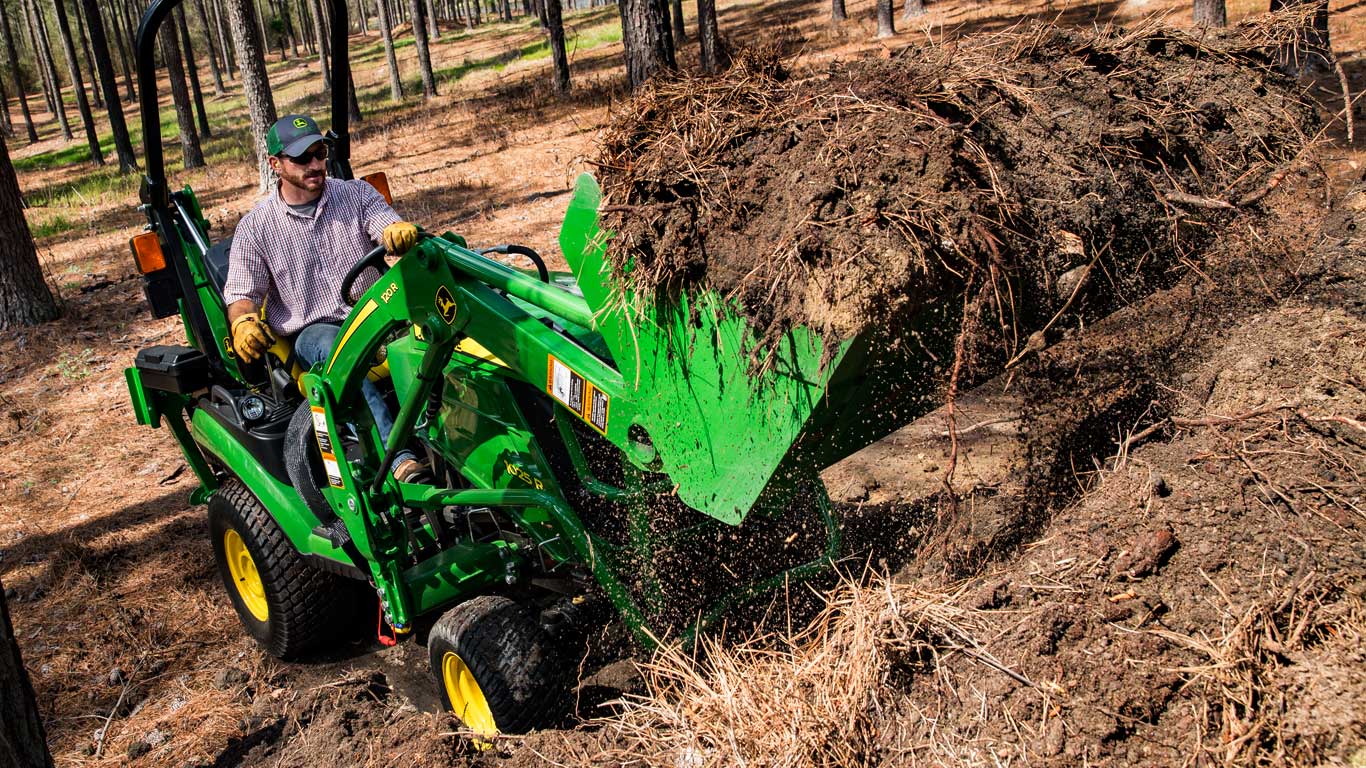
209, 478, 355, 659
427, 595, 563, 737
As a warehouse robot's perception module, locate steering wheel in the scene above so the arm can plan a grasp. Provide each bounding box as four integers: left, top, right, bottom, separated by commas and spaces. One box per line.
341, 244, 390, 306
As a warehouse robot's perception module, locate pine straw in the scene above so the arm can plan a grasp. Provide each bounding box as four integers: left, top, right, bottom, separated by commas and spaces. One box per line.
593, 575, 1035, 768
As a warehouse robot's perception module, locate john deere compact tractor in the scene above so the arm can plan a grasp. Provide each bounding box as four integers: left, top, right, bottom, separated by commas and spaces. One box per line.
124, 0, 959, 737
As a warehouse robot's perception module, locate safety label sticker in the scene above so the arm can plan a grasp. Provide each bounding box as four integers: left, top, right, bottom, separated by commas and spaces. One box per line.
311, 406, 344, 488
547, 355, 609, 434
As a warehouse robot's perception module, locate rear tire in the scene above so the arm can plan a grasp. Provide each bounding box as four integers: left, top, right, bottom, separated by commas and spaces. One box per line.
427, 595, 563, 736
209, 478, 356, 659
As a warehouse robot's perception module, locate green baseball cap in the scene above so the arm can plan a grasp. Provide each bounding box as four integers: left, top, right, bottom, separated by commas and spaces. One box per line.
266, 114, 325, 157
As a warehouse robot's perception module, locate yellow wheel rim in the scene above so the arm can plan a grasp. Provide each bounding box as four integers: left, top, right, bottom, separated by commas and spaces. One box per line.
223, 529, 268, 622
441, 651, 498, 739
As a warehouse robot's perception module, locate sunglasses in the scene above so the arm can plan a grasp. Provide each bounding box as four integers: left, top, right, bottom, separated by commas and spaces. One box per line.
283, 146, 329, 164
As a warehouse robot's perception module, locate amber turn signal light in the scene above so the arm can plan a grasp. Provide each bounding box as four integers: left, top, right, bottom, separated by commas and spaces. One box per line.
130, 231, 167, 274
362, 172, 393, 204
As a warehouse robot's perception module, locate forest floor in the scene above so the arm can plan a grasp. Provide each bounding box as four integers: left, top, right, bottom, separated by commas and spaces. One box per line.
2, 0, 1364, 765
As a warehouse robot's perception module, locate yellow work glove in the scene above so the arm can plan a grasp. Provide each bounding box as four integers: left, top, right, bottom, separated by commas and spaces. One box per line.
382, 221, 418, 255
230, 315, 274, 363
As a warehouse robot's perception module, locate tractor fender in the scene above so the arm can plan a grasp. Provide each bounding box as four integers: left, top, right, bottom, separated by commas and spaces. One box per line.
190, 407, 363, 576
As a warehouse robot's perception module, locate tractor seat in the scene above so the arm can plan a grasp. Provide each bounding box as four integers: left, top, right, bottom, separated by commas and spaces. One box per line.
205, 237, 233, 296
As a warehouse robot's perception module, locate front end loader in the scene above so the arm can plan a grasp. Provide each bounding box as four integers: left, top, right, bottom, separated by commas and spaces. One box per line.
123, 0, 957, 737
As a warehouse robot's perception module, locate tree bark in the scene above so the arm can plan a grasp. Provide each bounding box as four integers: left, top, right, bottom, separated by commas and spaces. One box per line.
831, 0, 846, 23
113, 0, 139, 99
376, 0, 402, 98
1193, 0, 1224, 25
0, 72, 13, 136
161, 26, 205, 168
177, 8, 212, 138
697, 0, 725, 73
0, 136, 60, 328
875, 0, 894, 37
545, 0, 568, 93
410, 0, 436, 98
308, 0, 331, 90
52, 0, 103, 164
225, 0, 277, 190
669, 0, 683, 43
72, 0, 101, 107
0, 3, 38, 142
196, 0, 226, 94
620, 0, 673, 90
348, 64, 362, 122
214, 0, 236, 79
80, 0, 136, 171
902, 0, 924, 20
357, 0, 369, 34
425, 0, 439, 38
27, 0, 72, 139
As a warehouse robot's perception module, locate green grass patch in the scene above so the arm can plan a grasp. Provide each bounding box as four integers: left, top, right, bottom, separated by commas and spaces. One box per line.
399, 18, 622, 93
28, 212, 76, 238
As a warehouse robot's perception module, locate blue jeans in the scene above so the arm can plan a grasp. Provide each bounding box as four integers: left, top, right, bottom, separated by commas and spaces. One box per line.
294, 322, 417, 471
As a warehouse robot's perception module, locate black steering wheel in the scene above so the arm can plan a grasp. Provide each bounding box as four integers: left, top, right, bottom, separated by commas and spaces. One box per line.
341, 244, 391, 306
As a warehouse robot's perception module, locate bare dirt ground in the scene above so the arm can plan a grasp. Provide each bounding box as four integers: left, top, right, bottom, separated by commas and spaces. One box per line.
2, 0, 1364, 765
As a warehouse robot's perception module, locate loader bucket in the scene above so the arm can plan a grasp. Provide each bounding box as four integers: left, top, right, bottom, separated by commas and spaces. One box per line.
558, 174, 959, 525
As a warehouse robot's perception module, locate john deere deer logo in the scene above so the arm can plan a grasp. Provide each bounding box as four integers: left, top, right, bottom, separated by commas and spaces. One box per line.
293, 117, 309, 129
435, 286, 457, 324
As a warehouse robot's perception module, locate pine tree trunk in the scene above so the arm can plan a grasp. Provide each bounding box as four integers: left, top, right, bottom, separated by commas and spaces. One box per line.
620, 0, 673, 89
697, 0, 725, 73
196, 0, 226, 94
309, 0, 331, 90
410, 0, 436, 98
162, 29, 205, 168
357, 0, 369, 35
80, 0, 135, 171
902, 0, 924, 19
0, 75, 12, 136
72, 0, 102, 108
52, 0, 102, 163
875, 0, 894, 37
425, 0, 438, 38
177, 9, 212, 137
669, 0, 683, 43
545, 0, 568, 93
114, 0, 139, 100
376, 0, 402, 98
225, 0, 277, 190
1193, 0, 1224, 25
348, 66, 362, 122
0, 136, 60, 328
28, 0, 72, 139
0, 4, 38, 142
215, 0, 236, 78
831, 0, 846, 23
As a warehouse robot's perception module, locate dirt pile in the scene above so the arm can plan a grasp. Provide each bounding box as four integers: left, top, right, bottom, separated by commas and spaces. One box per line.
585, 179, 1366, 767
597, 13, 1318, 360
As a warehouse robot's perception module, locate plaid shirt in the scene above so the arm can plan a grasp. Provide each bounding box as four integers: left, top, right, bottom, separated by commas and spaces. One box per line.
224, 178, 402, 335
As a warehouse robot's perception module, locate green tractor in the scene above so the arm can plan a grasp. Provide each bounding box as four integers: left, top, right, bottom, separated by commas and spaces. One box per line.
125, 0, 951, 737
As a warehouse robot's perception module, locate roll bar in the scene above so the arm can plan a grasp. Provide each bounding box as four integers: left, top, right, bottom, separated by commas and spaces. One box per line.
135, 0, 354, 209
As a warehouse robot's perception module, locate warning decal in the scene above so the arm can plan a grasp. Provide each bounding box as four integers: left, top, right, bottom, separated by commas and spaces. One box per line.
311, 406, 344, 488
547, 355, 609, 434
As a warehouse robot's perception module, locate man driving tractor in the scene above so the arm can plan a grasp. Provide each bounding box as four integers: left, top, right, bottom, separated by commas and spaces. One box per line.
223, 114, 426, 484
